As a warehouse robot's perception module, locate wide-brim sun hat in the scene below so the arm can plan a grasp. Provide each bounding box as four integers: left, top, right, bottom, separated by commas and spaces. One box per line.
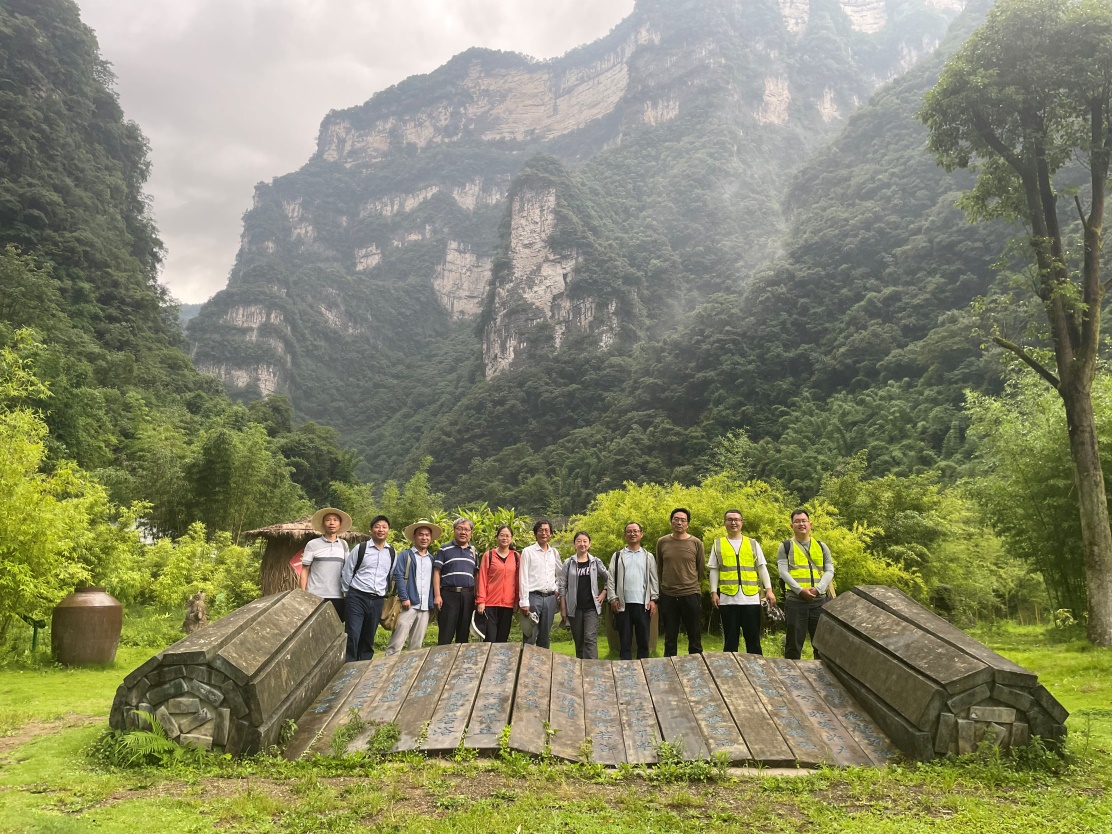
311, 507, 352, 535
403, 519, 444, 543
519, 609, 539, 639
470, 611, 486, 641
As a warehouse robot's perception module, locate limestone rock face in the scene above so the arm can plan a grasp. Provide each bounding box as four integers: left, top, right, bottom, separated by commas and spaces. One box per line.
435, 242, 493, 318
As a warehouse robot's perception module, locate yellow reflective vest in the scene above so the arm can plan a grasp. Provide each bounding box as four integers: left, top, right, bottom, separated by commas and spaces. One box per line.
716, 536, 760, 597
787, 539, 825, 588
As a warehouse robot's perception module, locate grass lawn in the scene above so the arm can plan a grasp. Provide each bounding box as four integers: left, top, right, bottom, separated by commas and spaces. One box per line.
0, 616, 1109, 833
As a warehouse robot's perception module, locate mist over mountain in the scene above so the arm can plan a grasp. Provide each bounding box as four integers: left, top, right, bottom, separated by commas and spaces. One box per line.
187, 0, 1004, 512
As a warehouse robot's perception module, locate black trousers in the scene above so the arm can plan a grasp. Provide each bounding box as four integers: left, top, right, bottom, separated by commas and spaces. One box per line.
483, 606, 515, 643
659, 592, 703, 656
720, 604, 763, 654
615, 603, 651, 660
438, 586, 475, 644
345, 589, 383, 661
785, 595, 826, 660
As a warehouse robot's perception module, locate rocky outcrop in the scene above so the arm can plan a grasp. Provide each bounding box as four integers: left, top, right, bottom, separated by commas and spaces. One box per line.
839, 0, 888, 34
435, 242, 493, 318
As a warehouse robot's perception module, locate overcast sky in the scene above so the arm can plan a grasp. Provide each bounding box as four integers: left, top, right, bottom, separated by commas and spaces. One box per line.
77, 0, 635, 303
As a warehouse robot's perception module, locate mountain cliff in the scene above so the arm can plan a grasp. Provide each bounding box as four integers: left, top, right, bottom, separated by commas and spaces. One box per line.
188, 0, 971, 499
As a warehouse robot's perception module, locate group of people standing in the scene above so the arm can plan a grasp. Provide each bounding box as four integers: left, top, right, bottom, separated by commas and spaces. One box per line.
297, 506, 834, 664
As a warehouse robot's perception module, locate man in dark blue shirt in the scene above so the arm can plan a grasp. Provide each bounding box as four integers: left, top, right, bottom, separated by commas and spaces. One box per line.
433, 517, 478, 644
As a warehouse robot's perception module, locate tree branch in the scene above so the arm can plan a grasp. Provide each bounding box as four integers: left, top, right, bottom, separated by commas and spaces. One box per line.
1076, 194, 1091, 235
993, 336, 1061, 389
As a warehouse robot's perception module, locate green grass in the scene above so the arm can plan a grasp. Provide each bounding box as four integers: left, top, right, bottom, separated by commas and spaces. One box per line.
0, 619, 1108, 833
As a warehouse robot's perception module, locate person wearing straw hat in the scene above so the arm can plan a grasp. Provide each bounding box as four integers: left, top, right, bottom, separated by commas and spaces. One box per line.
386, 519, 441, 655
300, 507, 352, 622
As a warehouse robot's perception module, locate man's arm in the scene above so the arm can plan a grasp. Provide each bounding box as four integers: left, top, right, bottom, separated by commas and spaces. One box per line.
518, 546, 531, 613
340, 545, 355, 595
646, 550, 659, 615
754, 541, 776, 603
432, 567, 443, 610
695, 539, 706, 582
708, 539, 720, 607
299, 542, 313, 591
607, 552, 620, 611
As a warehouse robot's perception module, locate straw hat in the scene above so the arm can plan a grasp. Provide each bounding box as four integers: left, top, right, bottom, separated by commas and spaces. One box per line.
518, 609, 540, 639
470, 611, 487, 642
403, 519, 444, 543
311, 507, 352, 535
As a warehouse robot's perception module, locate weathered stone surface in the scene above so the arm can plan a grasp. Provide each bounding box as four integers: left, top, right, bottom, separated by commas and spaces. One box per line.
167, 697, 201, 714
509, 644, 552, 757
162, 593, 285, 667
983, 722, 1008, 747
643, 657, 707, 761
824, 658, 934, 761
957, 718, 975, 754
814, 617, 945, 731
936, 712, 956, 755
1011, 721, 1029, 747
122, 652, 163, 688
149, 665, 186, 686
147, 678, 188, 705
969, 706, 1016, 724
547, 650, 586, 761
155, 706, 180, 739
284, 660, 371, 759
424, 643, 490, 754
221, 681, 249, 718
180, 733, 213, 751
184, 678, 224, 707
797, 661, 898, 767
186, 665, 212, 683
396, 644, 460, 751
673, 653, 749, 764
946, 684, 991, 715
850, 586, 1037, 687
466, 643, 521, 752
214, 708, 231, 747
252, 634, 346, 754
125, 678, 151, 707
176, 707, 212, 735
706, 654, 793, 765
992, 684, 1035, 713
821, 592, 991, 694
739, 656, 830, 767
1032, 684, 1069, 724
581, 659, 626, 765
613, 659, 659, 764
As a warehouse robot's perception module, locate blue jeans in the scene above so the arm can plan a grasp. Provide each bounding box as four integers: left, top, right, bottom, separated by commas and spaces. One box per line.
524, 592, 557, 648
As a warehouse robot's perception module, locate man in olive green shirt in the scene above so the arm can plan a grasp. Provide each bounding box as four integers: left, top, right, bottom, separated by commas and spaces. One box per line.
655, 507, 706, 656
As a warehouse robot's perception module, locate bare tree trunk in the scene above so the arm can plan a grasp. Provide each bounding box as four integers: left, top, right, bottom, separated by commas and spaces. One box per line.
1062, 383, 1112, 645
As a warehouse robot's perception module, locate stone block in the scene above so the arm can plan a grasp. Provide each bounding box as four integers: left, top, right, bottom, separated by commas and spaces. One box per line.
992, 684, 1035, 713
166, 697, 201, 714
185, 678, 224, 707
179, 733, 213, 751
221, 681, 248, 717
135, 706, 153, 729
162, 593, 285, 667
1011, 722, 1029, 747
186, 665, 212, 683
254, 634, 346, 753
1026, 704, 1057, 741
935, 712, 956, 755
850, 587, 1037, 687
122, 652, 164, 688
125, 678, 150, 708
946, 684, 991, 714
213, 591, 327, 686
149, 665, 186, 686
823, 658, 935, 761
176, 707, 212, 735
821, 592, 992, 694
211, 670, 227, 686
957, 719, 975, 754
969, 706, 1016, 724
155, 706, 181, 739
213, 708, 231, 746
813, 617, 945, 730
1032, 684, 1069, 724
983, 722, 1008, 747
147, 677, 188, 705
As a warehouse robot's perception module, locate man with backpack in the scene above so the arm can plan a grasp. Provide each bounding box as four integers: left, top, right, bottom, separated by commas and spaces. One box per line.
776, 509, 835, 660
386, 519, 440, 655
341, 515, 395, 661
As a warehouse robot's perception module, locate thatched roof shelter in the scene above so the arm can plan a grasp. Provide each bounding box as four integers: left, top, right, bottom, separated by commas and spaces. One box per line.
247, 516, 369, 595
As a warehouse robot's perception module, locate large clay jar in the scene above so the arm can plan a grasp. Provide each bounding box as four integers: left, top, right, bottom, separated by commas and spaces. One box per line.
52, 587, 123, 665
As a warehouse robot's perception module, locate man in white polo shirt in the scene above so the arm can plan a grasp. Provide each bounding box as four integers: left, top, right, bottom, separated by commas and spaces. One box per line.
300, 507, 352, 623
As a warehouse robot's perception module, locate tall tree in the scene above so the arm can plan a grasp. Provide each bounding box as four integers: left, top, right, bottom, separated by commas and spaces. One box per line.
920, 0, 1112, 644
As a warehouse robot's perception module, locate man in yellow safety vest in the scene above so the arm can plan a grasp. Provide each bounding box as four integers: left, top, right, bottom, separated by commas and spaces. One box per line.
775, 509, 834, 660
709, 509, 776, 654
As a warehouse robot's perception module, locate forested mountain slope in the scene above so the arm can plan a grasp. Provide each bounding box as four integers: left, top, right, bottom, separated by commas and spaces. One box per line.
188, 0, 967, 503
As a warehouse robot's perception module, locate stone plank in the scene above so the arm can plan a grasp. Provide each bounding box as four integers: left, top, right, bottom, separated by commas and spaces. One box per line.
820, 592, 991, 694
465, 643, 521, 751
957, 719, 975, 754
243, 601, 345, 725
184, 679, 224, 707
672, 654, 748, 763
823, 657, 935, 761
283, 660, 371, 759
177, 707, 212, 735
221, 682, 249, 718
704, 654, 793, 765
936, 712, 956, 755
363, 649, 427, 725
581, 660, 626, 766
167, 697, 200, 714
162, 593, 285, 667
424, 643, 490, 753
797, 660, 898, 767
738, 656, 831, 767
122, 653, 164, 689
969, 706, 1016, 724
992, 684, 1035, 713
814, 617, 945, 731
508, 644, 552, 756
946, 683, 991, 715
1011, 722, 1029, 747
850, 586, 1037, 687
1032, 684, 1069, 724
396, 645, 459, 751
642, 658, 708, 761
147, 678, 188, 705
548, 651, 585, 761
612, 660, 659, 764
214, 591, 332, 686
771, 659, 873, 768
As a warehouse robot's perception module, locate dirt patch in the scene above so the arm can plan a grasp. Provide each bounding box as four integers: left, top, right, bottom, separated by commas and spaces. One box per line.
0, 714, 101, 756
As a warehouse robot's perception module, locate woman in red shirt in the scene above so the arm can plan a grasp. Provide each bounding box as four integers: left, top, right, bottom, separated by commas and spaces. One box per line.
476, 525, 520, 642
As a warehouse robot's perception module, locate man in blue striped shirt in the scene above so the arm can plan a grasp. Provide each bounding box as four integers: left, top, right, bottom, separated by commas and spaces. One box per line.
433, 517, 479, 644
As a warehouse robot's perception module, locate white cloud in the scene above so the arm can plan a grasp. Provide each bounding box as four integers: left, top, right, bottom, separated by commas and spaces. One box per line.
77, 0, 635, 302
